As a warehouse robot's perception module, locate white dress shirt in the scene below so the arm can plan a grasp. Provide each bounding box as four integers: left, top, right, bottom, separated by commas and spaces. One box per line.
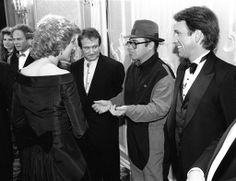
83, 58, 98, 94
18, 48, 30, 70
182, 51, 209, 99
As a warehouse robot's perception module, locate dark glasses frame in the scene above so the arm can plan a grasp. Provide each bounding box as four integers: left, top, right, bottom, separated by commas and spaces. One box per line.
125, 40, 151, 49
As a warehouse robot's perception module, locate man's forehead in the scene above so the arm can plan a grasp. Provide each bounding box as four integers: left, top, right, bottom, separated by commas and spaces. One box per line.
13, 30, 26, 37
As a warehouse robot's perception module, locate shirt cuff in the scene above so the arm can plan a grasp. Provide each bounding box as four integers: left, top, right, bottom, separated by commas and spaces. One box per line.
187, 167, 205, 181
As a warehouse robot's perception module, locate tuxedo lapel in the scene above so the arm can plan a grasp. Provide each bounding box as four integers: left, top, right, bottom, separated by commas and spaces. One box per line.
183, 54, 215, 128
206, 119, 236, 180
87, 56, 102, 96
78, 59, 87, 95
167, 63, 185, 134
23, 55, 34, 67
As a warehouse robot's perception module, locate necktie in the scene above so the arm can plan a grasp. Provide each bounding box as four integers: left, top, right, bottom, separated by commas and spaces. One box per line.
134, 60, 141, 66
85, 62, 90, 93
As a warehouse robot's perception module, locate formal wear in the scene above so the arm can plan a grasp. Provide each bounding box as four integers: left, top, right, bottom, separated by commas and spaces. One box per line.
164, 51, 236, 181
0, 62, 15, 181
191, 118, 236, 181
71, 54, 125, 181
12, 73, 88, 181
9, 48, 34, 72
206, 118, 236, 181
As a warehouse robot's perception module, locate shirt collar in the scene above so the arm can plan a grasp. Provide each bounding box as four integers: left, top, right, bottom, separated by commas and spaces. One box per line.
20, 48, 30, 57
192, 50, 210, 64
84, 58, 98, 66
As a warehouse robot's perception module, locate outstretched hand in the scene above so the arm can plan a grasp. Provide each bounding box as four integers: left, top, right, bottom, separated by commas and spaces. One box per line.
109, 105, 127, 116
92, 100, 112, 114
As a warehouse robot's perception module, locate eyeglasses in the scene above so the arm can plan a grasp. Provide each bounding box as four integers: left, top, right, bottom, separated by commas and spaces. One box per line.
82, 45, 99, 51
125, 40, 151, 49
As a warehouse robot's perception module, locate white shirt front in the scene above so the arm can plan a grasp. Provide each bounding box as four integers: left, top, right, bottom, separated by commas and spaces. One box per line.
182, 51, 209, 99
18, 48, 30, 70
83, 58, 98, 94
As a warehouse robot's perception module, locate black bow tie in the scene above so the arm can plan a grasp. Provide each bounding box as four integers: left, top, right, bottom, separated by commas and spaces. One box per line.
186, 62, 198, 74
16, 53, 26, 58
185, 52, 210, 74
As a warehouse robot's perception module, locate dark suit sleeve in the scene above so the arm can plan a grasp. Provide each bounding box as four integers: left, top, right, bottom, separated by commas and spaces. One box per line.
219, 70, 236, 124
70, 62, 75, 74
110, 62, 125, 97
62, 81, 87, 139
192, 139, 220, 173
192, 68, 236, 173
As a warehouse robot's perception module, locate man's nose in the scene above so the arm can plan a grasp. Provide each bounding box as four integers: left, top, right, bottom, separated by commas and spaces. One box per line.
88, 48, 95, 53
14, 40, 19, 45
173, 34, 178, 44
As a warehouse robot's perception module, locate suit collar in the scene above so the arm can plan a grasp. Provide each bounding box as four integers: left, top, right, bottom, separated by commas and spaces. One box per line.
183, 51, 215, 128
87, 54, 103, 95
79, 54, 103, 96
167, 51, 215, 132
24, 55, 34, 67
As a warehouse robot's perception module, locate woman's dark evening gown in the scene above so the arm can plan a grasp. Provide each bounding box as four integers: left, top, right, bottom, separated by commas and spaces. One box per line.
12, 72, 88, 181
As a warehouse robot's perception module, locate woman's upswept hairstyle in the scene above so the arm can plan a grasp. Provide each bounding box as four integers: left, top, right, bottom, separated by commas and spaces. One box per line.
174, 6, 219, 51
31, 15, 80, 60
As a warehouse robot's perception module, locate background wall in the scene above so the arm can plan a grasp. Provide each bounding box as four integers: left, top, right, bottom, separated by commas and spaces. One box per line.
107, 0, 236, 73
8, 0, 236, 72
32, 0, 83, 28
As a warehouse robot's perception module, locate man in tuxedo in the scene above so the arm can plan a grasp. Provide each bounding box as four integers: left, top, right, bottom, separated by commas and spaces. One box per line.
163, 6, 236, 181
187, 118, 236, 181
0, 62, 15, 180
70, 28, 125, 181
10, 24, 34, 72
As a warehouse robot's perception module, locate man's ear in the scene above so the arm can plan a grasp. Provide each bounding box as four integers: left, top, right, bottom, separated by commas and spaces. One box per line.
27, 39, 33, 47
194, 29, 204, 45
147, 41, 155, 49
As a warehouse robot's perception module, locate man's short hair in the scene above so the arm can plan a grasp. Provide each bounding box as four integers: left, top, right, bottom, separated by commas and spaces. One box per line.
174, 6, 219, 51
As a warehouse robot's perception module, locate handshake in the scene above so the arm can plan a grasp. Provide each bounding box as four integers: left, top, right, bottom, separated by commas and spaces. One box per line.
92, 100, 128, 116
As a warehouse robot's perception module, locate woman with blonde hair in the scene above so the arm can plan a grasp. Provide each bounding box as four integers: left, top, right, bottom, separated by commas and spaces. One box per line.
12, 15, 88, 181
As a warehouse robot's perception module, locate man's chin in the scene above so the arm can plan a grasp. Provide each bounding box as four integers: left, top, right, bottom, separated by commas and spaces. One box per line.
177, 52, 185, 58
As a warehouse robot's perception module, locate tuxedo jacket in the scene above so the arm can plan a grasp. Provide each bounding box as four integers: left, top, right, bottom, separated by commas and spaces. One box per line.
164, 51, 236, 179
70, 54, 125, 145
194, 118, 236, 181
9, 52, 34, 72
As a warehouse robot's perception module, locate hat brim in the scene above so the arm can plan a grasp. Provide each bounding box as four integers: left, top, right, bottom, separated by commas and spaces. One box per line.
124, 35, 165, 42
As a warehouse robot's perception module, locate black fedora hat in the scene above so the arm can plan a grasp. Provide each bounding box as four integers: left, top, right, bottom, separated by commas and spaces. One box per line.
125, 19, 164, 42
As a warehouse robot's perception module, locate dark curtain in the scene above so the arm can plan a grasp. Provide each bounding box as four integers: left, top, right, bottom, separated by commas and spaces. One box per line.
0, 0, 6, 29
